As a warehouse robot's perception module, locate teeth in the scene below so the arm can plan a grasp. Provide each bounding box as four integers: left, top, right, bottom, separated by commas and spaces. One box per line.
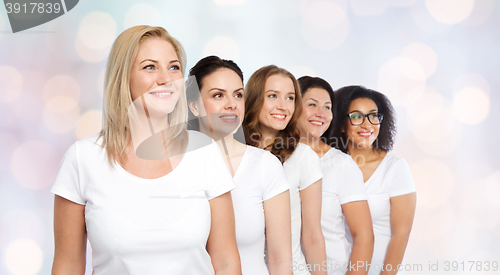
220, 115, 236, 119
358, 132, 372, 137
151, 91, 172, 95
271, 114, 285, 119
310, 121, 323, 126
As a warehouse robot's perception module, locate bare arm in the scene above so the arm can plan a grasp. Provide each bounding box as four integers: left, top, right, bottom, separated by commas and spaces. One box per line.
264, 190, 293, 275
342, 201, 374, 275
300, 179, 327, 275
207, 192, 242, 275
52, 195, 87, 275
380, 193, 416, 275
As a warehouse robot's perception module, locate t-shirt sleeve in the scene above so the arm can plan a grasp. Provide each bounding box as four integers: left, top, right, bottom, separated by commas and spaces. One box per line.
262, 152, 290, 201
299, 146, 323, 191
50, 143, 86, 205
338, 156, 368, 204
388, 158, 416, 197
206, 143, 236, 200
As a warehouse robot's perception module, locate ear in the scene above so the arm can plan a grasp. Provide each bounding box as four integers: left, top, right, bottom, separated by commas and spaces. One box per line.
188, 101, 200, 117
341, 124, 345, 133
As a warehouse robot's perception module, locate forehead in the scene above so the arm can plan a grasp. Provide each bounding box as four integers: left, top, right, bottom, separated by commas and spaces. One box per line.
264, 74, 294, 92
202, 68, 243, 89
348, 97, 378, 111
304, 87, 331, 103
135, 37, 177, 61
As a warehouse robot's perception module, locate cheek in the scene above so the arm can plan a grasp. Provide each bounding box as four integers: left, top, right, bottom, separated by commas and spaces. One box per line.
288, 101, 296, 116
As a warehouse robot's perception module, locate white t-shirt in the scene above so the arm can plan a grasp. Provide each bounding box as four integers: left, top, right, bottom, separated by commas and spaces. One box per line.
355, 152, 416, 275
320, 148, 367, 275
232, 146, 290, 275
50, 131, 236, 275
283, 143, 323, 275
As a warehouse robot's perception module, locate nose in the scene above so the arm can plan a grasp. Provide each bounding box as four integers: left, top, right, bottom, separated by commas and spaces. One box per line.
157, 69, 172, 86
276, 97, 287, 111
360, 115, 371, 128
225, 96, 237, 110
316, 108, 326, 118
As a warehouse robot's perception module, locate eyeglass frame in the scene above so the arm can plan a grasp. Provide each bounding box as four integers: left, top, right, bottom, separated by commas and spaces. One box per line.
346, 111, 384, 126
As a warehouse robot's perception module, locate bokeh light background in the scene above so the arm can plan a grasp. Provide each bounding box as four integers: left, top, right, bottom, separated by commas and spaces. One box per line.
1, 0, 499, 274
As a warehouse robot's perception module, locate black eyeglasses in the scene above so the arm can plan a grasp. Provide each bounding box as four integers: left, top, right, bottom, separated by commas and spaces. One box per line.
346, 112, 383, 126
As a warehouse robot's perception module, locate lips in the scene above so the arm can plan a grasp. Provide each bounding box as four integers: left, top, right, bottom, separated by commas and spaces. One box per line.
358, 131, 373, 138
219, 113, 238, 123
149, 90, 174, 98
271, 113, 287, 120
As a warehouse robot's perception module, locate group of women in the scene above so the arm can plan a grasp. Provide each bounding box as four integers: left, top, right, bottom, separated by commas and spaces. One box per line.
51, 26, 416, 275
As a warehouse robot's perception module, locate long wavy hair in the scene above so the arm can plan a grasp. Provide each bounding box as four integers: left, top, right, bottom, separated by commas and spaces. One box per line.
243, 65, 302, 163
328, 85, 396, 153
98, 25, 188, 164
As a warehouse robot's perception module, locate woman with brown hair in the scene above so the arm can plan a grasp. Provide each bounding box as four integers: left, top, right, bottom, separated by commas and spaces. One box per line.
243, 65, 326, 275
51, 26, 241, 275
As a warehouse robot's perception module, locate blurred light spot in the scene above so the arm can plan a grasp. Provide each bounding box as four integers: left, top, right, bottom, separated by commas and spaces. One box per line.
8, 70, 45, 121
124, 4, 161, 29
97, 70, 106, 97
75, 35, 110, 63
377, 57, 426, 106
412, 159, 453, 209
76, 110, 103, 140
401, 43, 437, 78
289, 66, 316, 79
300, 1, 349, 51
452, 87, 489, 124
0, 66, 23, 103
454, 73, 490, 94
422, 204, 455, 242
4, 238, 43, 275
350, 0, 387, 16
214, 0, 246, 4
460, 177, 500, 228
485, 171, 500, 208
167, 13, 199, 46
0, 210, 45, 245
387, 0, 417, 6
43, 75, 81, 103
0, 133, 19, 171
425, 0, 475, 24
408, 88, 462, 155
411, 1, 452, 33
78, 12, 117, 50
462, 0, 494, 25
43, 96, 80, 134
11, 141, 59, 190
203, 36, 240, 61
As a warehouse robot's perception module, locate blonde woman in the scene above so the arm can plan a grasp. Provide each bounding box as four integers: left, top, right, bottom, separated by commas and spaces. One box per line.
51, 26, 241, 275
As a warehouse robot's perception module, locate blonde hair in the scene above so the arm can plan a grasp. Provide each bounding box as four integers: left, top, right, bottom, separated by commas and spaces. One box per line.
99, 25, 188, 164
243, 65, 303, 163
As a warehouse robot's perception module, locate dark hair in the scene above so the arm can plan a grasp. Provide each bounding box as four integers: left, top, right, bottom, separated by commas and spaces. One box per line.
328, 85, 396, 153
187, 55, 244, 130
243, 65, 302, 163
298, 76, 335, 144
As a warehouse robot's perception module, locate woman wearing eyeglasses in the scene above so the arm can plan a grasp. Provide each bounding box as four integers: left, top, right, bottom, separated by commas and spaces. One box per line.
329, 86, 416, 275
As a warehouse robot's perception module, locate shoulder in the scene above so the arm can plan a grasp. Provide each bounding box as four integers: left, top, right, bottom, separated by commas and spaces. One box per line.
246, 146, 283, 168
383, 152, 409, 171
322, 147, 353, 165
70, 133, 103, 157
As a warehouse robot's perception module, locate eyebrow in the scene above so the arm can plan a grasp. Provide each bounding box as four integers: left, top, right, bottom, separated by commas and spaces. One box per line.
208, 87, 244, 93
350, 109, 378, 113
139, 59, 180, 64
307, 98, 332, 104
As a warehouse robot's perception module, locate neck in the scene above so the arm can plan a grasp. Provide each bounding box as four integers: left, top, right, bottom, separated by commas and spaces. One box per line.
259, 126, 279, 149
300, 133, 330, 157
348, 143, 379, 165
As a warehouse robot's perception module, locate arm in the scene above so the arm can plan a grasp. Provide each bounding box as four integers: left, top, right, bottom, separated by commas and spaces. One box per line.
380, 193, 417, 275
264, 190, 293, 275
52, 195, 87, 275
207, 192, 242, 275
300, 179, 327, 275
342, 201, 374, 275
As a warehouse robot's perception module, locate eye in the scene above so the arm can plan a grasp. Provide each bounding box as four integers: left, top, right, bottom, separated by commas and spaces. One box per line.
234, 92, 243, 98
268, 94, 276, 98
213, 93, 223, 99
368, 113, 378, 119
350, 112, 362, 119
308, 103, 316, 107
143, 64, 155, 70
170, 64, 180, 71
286, 96, 295, 101
324, 106, 331, 110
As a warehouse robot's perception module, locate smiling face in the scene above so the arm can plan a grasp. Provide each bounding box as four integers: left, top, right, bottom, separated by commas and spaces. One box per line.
343, 97, 380, 150
189, 68, 244, 137
298, 87, 333, 139
130, 37, 183, 117
258, 74, 296, 135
